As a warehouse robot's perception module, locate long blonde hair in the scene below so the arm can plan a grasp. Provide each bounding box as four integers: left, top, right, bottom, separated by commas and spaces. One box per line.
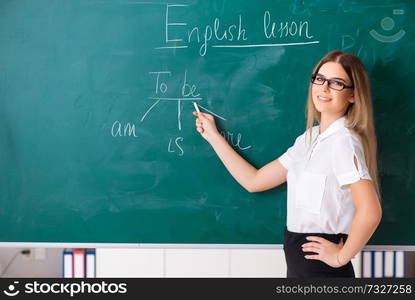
305, 50, 380, 197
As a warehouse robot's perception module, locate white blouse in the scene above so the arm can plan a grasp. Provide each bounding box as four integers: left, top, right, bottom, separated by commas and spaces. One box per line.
278, 116, 372, 234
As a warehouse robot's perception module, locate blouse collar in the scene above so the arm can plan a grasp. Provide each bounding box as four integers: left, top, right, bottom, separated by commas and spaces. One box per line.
318, 116, 347, 141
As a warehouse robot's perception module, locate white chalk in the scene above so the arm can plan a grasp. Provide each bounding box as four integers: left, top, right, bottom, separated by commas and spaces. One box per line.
193, 102, 201, 113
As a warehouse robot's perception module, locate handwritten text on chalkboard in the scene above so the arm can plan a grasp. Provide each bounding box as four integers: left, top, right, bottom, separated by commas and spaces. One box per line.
156, 4, 319, 56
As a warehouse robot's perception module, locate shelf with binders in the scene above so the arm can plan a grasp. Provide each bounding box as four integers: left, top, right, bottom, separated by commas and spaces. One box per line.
361, 250, 408, 278
63, 248, 96, 278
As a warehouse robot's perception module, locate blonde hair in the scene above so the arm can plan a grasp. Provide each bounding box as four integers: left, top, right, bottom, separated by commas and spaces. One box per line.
305, 50, 380, 197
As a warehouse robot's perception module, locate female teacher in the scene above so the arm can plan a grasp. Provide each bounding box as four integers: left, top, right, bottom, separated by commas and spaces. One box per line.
192, 50, 382, 278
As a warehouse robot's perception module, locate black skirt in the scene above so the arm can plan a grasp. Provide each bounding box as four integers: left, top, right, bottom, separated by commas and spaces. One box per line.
283, 226, 355, 278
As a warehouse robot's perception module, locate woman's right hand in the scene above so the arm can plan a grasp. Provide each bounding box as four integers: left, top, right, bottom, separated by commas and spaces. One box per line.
192, 111, 221, 144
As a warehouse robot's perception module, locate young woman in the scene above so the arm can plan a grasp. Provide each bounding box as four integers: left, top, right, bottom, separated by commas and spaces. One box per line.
192, 50, 382, 278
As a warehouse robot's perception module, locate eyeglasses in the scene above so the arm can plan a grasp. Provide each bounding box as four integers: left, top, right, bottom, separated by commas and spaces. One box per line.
311, 74, 354, 91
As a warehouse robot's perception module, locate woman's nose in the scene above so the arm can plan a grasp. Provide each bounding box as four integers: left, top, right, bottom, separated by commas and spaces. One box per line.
322, 80, 330, 92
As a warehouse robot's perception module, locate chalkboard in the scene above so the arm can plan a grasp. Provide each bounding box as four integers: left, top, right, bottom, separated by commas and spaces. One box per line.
0, 0, 414, 245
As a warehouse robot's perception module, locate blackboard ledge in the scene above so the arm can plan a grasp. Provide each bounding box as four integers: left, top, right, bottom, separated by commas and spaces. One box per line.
0, 243, 413, 250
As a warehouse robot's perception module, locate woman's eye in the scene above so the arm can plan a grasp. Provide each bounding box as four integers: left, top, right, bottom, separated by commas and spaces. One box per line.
332, 80, 344, 87
316, 76, 324, 82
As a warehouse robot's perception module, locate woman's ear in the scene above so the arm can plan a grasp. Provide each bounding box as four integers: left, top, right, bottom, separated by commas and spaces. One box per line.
348, 94, 355, 104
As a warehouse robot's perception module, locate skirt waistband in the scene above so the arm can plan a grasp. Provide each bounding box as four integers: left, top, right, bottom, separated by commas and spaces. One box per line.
285, 227, 348, 244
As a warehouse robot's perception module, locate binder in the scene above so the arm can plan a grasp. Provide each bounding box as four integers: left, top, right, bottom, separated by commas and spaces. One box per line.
63, 250, 73, 278
362, 251, 372, 278
384, 251, 394, 277
73, 249, 85, 278
86, 249, 96, 278
396, 251, 404, 278
374, 251, 383, 278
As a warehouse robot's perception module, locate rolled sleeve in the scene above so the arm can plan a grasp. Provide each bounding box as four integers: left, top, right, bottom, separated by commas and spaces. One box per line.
331, 133, 371, 188
278, 152, 293, 170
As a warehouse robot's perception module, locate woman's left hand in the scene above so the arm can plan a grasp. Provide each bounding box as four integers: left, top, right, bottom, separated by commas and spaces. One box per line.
302, 236, 347, 268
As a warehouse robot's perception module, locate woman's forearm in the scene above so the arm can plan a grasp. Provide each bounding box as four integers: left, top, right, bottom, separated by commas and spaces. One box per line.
338, 212, 381, 265
209, 134, 258, 192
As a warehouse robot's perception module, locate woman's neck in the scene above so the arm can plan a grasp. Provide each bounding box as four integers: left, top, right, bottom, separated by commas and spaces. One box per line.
319, 114, 344, 134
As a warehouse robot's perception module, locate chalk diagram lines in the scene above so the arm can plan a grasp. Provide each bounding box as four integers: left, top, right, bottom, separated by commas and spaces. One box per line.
139, 70, 227, 131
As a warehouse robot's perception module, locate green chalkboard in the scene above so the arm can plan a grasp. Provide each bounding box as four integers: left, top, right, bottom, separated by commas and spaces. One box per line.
0, 0, 414, 245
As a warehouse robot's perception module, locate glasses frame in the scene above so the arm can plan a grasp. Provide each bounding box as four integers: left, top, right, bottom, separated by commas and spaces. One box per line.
311, 74, 354, 91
